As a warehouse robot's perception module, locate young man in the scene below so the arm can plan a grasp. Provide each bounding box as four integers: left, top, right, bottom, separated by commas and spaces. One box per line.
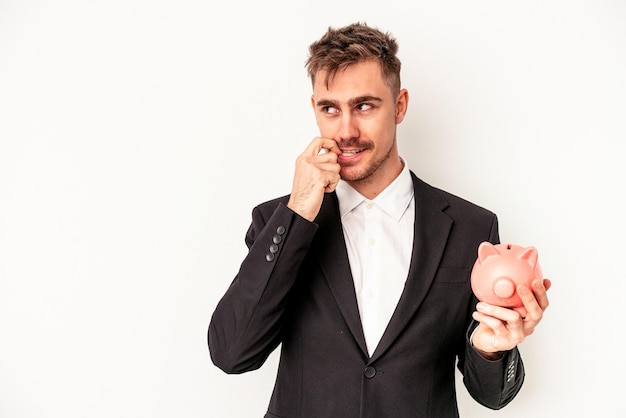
208, 22, 550, 418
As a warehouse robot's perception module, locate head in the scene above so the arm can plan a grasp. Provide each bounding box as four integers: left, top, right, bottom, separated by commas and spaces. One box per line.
306, 22, 402, 97
306, 23, 408, 197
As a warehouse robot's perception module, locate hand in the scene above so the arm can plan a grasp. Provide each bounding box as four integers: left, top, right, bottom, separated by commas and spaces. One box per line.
287, 137, 342, 222
471, 278, 552, 358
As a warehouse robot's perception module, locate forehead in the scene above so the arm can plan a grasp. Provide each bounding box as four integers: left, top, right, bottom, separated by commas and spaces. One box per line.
313, 61, 391, 100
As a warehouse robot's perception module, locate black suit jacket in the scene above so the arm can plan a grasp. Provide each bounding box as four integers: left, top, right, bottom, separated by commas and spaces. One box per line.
209, 172, 524, 418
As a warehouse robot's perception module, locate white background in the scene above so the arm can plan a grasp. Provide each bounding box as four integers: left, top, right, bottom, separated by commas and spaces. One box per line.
1, 1, 625, 417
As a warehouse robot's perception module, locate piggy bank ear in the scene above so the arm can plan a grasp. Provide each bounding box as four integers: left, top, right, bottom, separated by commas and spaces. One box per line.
518, 246, 539, 269
477, 241, 499, 264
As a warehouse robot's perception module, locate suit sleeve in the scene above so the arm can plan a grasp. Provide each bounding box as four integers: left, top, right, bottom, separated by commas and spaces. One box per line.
208, 202, 318, 374
460, 322, 525, 409
458, 213, 525, 409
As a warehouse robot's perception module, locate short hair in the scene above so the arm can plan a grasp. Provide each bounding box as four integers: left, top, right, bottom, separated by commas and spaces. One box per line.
306, 22, 402, 95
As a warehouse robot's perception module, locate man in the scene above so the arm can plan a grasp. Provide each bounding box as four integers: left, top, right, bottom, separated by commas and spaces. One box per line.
208, 22, 551, 418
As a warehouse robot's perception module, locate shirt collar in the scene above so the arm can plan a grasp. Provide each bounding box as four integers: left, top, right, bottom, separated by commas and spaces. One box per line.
336, 158, 414, 222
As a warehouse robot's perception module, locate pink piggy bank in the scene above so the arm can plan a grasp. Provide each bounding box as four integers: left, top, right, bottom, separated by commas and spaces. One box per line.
470, 242, 542, 317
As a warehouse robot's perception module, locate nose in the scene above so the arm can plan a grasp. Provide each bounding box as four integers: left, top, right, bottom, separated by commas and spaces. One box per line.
337, 113, 359, 142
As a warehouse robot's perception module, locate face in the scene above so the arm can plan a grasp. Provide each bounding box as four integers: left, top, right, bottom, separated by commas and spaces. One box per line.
311, 60, 408, 193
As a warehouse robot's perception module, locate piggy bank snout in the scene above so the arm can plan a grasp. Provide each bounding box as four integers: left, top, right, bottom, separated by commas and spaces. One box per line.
493, 277, 515, 298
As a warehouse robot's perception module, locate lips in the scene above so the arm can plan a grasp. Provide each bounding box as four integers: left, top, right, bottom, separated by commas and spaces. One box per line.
340, 149, 364, 157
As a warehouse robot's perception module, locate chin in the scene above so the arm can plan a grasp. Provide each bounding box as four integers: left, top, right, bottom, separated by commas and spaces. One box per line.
340, 166, 372, 182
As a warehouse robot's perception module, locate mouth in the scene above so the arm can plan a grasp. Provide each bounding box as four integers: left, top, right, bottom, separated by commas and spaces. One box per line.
340, 149, 365, 157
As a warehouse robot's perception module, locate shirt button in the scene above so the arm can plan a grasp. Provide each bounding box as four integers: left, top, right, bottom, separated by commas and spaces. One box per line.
366, 203, 373, 210
364, 366, 376, 378
368, 238, 375, 245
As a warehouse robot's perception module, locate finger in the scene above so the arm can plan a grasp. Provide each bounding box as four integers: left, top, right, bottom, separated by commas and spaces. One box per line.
476, 302, 522, 323
317, 146, 342, 156
324, 176, 341, 193
531, 279, 552, 310
306, 137, 339, 156
531, 279, 550, 311
326, 143, 342, 156
513, 306, 528, 319
543, 278, 552, 291
473, 308, 526, 350
313, 162, 341, 175
315, 136, 341, 156
310, 151, 339, 165
475, 302, 525, 338
516, 283, 546, 328
470, 323, 497, 351
472, 312, 516, 350
311, 168, 339, 192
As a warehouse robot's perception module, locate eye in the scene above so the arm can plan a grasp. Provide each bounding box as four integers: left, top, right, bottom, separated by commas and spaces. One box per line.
323, 105, 339, 115
356, 103, 373, 112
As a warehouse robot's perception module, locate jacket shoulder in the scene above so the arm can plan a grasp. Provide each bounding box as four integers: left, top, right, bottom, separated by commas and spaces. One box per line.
411, 172, 496, 219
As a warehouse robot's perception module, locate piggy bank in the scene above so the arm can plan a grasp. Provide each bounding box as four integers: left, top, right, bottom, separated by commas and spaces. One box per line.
470, 242, 542, 317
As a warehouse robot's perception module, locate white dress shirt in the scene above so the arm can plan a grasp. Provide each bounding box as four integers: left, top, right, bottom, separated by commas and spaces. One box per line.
335, 161, 415, 356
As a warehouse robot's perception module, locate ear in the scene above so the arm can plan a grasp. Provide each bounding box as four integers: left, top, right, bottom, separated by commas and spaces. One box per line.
518, 246, 539, 269
477, 241, 499, 264
310, 94, 316, 110
395, 89, 409, 124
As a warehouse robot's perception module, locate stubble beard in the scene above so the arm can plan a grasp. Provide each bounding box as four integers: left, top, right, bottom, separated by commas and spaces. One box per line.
339, 139, 395, 183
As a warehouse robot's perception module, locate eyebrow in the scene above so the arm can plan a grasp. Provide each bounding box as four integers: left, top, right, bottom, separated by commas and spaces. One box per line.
315, 95, 384, 108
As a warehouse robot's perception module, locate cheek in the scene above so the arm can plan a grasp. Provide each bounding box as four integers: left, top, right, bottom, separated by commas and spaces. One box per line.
380, 116, 397, 137
315, 117, 335, 136
363, 120, 387, 141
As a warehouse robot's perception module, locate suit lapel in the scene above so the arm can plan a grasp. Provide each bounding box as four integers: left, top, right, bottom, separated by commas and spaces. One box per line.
370, 173, 452, 362
314, 193, 369, 357
312, 174, 452, 361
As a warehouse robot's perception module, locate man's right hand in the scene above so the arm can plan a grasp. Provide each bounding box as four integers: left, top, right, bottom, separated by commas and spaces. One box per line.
287, 137, 342, 222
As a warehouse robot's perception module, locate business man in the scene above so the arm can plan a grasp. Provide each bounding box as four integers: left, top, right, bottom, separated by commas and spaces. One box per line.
208, 22, 551, 418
